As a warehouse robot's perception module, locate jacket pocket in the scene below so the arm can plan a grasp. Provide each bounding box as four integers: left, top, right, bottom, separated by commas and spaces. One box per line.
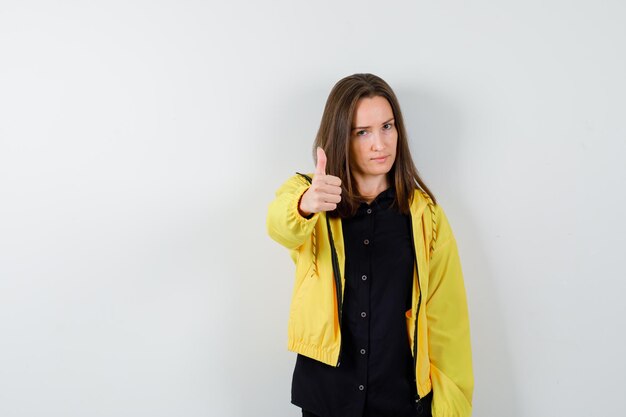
293, 259, 315, 302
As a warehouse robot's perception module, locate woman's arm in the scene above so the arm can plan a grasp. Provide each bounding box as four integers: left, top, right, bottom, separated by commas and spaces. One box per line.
426, 205, 474, 417
266, 174, 320, 250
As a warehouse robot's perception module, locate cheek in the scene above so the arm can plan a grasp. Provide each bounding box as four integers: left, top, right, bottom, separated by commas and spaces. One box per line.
389, 133, 398, 152
350, 141, 365, 162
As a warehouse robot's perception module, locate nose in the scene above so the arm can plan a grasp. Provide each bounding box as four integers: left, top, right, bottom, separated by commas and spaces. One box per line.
371, 132, 385, 151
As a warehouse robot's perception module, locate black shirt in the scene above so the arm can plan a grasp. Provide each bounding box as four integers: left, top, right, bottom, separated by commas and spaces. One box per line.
291, 186, 423, 417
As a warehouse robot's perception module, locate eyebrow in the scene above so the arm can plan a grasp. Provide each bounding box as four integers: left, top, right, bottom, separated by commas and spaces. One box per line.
352, 118, 395, 131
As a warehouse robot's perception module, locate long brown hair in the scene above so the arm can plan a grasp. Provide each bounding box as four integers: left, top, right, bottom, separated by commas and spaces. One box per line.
313, 73, 437, 218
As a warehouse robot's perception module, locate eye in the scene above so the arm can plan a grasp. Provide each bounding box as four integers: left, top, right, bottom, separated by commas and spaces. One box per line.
355, 130, 368, 136
383, 123, 394, 130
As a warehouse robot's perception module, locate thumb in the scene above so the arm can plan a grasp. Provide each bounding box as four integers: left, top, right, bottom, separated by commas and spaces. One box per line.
315, 147, 327, 175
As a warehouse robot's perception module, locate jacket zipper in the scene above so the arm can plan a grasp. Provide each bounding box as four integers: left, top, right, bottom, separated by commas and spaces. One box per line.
408, 213, 422, 403
295, 172, 344, 367
325, 212, 344, 366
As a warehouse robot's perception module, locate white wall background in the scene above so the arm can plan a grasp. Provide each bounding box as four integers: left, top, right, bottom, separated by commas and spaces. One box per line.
1, 1, 624, 416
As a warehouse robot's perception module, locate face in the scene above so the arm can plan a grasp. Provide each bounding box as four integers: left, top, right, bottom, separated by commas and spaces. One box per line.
349, 95, 398, 185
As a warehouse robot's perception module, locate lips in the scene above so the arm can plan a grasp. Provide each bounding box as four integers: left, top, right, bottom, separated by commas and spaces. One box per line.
371, 155, 388, 162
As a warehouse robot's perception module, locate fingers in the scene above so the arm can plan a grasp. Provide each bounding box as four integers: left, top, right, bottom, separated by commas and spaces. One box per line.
319, 202, 338, 211
310, 195, 340, 212
320, 175, 341, 186
315, 147, 327, 175
320, 192, 342, 204
299, 180, 342, 215
307, 183, 342, 206
311, 183, 342, 199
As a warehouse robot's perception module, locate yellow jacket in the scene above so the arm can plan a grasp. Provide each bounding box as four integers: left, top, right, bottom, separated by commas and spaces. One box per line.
267, 173, 474, 417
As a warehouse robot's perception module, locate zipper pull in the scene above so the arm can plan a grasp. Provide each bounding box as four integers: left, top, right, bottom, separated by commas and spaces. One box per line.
415, 395, 423, 412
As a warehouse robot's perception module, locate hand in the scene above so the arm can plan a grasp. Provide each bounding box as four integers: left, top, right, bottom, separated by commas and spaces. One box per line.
299, 147, 343, 216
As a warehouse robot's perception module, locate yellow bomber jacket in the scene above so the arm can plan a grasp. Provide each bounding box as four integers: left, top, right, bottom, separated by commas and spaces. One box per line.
267, 173, 474, 417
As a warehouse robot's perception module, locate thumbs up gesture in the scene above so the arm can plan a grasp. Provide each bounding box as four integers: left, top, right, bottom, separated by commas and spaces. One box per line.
299, 147, 343, 216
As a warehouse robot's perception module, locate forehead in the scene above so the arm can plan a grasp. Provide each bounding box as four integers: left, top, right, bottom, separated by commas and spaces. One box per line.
352, 96, 394, 125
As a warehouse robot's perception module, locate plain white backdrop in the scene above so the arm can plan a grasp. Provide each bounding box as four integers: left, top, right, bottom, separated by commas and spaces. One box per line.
1, 1, 625, 416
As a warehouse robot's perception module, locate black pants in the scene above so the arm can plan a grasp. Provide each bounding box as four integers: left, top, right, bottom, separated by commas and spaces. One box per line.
301, 390, 433, 417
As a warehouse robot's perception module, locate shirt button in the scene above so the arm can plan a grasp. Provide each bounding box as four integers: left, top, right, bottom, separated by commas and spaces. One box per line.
363, 239, 369, 245
361, 275, 367, 281
366, 208, 372, 214
360, 348, 366, 355
359, 385, 365, 391
361, 312, 367, 318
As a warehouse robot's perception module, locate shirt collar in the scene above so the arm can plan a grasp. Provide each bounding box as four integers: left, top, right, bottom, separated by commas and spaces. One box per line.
358, 185, 396, 212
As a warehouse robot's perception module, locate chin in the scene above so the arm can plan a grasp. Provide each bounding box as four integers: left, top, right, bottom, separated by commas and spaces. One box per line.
367, 167, 392, 176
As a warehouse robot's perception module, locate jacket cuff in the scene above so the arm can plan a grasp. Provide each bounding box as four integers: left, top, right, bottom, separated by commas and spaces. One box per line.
289, 182, 319, 230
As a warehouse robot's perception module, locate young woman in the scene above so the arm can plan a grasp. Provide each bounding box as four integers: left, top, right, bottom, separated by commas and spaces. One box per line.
267, 74, 473, 417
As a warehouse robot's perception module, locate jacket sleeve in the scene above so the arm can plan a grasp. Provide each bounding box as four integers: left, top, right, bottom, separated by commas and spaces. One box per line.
266, 174, 320, 250
426, 204, 474, 417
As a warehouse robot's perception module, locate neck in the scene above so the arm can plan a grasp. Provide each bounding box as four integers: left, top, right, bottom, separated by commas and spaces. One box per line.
353, 174, 390, 203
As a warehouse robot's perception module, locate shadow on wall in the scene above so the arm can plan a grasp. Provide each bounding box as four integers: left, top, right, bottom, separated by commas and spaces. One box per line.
400, 86, 521, 417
